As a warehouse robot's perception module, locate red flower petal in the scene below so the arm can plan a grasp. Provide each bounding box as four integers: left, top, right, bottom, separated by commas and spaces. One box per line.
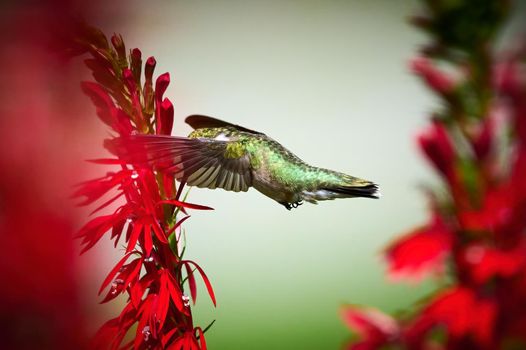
126, 222, 144, 253
196, 327, 207, 350
185, 263, 197, 305
98, 251, 134, 295
166, 215, 191, 237
81, 81, 115, 126
385, 214, 452, 281
122, 258, 143, 291
461, 243, 526, 284
158, 199, 213, 211
76, 213, 121, 253
143, 224, 153, 256
181, 260, 216, 306
167, 331, 201, 350
407, 287, 497, 347
471, 298, 497, 346
156, 287, 170, 331
341, 305, 398, 349
161, 328, 179, 348
159, 269, 185, 312
151, 219, 169, 244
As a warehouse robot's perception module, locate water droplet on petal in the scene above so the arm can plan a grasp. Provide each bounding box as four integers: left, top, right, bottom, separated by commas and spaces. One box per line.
131, 171, 139, 179
142, 325, 151, 342
144, 256, 154, 262
126, 218, 133, 223
182, 293, 190, 307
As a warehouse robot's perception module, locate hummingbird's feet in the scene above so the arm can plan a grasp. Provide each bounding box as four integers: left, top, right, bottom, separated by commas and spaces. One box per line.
291, 201, 303, 209
281, 201, 303, 210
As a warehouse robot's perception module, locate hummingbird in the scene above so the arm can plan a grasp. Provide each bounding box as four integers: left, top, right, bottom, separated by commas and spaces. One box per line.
110, 115, 379, 210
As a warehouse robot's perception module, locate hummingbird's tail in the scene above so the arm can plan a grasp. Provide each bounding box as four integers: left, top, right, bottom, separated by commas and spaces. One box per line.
300, 171, 380, 203
320, 182, 380, 199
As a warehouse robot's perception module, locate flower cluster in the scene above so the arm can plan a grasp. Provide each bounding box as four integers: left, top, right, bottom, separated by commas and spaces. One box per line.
343, 1, 526, 349
74, 27, 216, 349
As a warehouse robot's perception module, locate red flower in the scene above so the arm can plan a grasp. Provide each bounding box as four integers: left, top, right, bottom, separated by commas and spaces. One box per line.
459, 242, 526, 284
457, 186, 510, 233
385, 213, 453, 281
341, 305, 399, 350
75, 26, 216, 349
458, 183, 526, 242
407, 287, 497, 348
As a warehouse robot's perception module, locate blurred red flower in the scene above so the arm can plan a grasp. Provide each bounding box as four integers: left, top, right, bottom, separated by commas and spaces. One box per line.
0, 1, 110, 349
341, 306, 399, 350
344, 1, 526, 349
410, 57, 456, 95
406, 287, 497, 348
386, 213, 453, 281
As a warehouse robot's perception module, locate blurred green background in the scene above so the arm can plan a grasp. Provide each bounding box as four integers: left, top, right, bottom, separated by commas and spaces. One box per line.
83, 1, 441, 349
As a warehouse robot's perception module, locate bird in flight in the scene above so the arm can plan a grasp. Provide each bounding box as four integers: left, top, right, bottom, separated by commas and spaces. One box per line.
109, 115, 379, 210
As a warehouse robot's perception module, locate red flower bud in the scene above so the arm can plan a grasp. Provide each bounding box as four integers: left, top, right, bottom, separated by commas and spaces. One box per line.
418, 120, 456, 180
160, 98, 174, 135
122, 68, 136, 92
111, 33, 126, 60
130, 48, 142, 86
155, 73, 171, 134
155, 72, 170, 100
472, 117, 494, 161
145, 56, 157, 84
411, 57, 456, 95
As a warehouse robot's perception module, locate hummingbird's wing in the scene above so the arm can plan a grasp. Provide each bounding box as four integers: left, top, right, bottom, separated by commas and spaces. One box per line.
107, 135, 252, 192
185, 115, 264, 135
